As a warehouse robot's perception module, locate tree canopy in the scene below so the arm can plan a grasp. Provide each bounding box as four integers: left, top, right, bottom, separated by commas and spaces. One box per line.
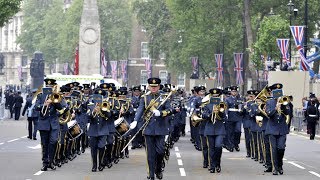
0, 0, 22, 27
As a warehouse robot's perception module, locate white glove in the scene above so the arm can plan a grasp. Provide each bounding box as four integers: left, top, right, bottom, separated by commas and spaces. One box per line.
130, 121, 137, 129
152, 109, 161, 117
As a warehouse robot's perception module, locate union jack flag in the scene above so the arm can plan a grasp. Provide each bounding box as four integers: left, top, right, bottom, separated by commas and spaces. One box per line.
64, 63, 69, 75
100, 48, 107, 77
110, 61, 118, 80
144, 59, 152, 78
276, 39, 290, 65
191, 57, 199, 79
234, 53, 244, 85
290, 26, 310, 71
214, 54, 223, 85
17, 65, 22, 81
120, 60, 127, 84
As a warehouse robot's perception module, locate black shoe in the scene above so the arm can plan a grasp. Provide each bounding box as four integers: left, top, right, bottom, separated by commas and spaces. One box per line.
156, 172, 163, 179
203, 164, 208, 168
254, 158, 258, 161
210, 168, 215, 173
181, 133, 185, 137
27, 136, 32, 139
125, 154, 129, 158
57, 161, 62, 167
264, 167, 272, 172
216, 166, 221, 173
106, 162, 113, 168
138, 144, 143, 148
147, 176, 155, 180
235, 146, 240, 152
273, 170, 278, 175
229, 148, 234, 152
279, 167, 283, 175
92, 167, 97, 172
77, 150, 81, 155
48, 163, 56, 170
259, 160, 264, 164
82, 149, 85, 153
33, 137, 37, 140
41, 165, 47, 171
131, 146, 136, 150
246, 155, 250, 158
98, 166, 104, 171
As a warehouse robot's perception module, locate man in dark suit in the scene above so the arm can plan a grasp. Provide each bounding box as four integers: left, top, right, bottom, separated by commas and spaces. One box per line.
22, 90, 39, 140
13, 91, 23, 120
7, 91, 15, 118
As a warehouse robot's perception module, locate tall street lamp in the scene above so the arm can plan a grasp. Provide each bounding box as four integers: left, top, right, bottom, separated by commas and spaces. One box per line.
304, 0, 308, 58
221, 29, 225, 87
287, 0, 294, 66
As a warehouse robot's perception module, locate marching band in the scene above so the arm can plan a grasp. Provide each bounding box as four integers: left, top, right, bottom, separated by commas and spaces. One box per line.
31, 77, 292, 179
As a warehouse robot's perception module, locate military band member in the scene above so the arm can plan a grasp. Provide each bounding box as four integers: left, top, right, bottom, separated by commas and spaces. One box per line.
225, 86, 243, 152
265, 83, 289, 175
305, 93, 319, 140
87, 89, 111, 172
131, 86, 143, 149
35, 79, 68, 171
242, 90, 255, 158
22, 89, 39, 140
130, 77, 177, 180
202, 88, 226, 173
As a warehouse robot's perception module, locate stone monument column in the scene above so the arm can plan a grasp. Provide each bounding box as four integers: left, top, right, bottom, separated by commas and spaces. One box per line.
79, 0, 101, 75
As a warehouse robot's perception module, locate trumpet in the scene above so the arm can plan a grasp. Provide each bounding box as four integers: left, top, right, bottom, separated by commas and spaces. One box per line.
212, 102, 227, 124
92, 100, 110, 118
277, 96, 291, 124
41, 85, 62, 116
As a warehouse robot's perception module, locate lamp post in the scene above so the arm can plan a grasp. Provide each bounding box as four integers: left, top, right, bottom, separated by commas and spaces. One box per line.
304, 0, 308, 58
287, 0, 294, 66
221, 29, 225, 87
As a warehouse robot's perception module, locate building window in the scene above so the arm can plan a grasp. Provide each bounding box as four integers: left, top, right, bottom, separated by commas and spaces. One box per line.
140, 70, 148, 85
21, 72, 28, 82
159, 70, 167, 84
177, 73, 185, 87
21, 56, 28, 67
141, 42, 149, 59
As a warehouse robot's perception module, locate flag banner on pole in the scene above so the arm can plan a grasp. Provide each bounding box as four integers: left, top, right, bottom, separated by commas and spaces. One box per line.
190, 57, 199, 79
234, 53, 244, 85
64, 63, 69, 75
214, 54, 223, 85
17, 65, 22, 81
120, 60, 128, 83
276, 39, 290, 65
290, 26, 310, 71
110, 61, 118, 80
74, 45, 79, 75
100, 48, 107, 77
144, 59, 152, 78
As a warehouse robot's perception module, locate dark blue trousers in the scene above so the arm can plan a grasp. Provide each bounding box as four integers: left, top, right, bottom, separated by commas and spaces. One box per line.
269, 134, 286, 171
226, 121, 241, 149
207, 135, 224, 169
244, 128, 251, 156
145, 135, 165, 178
39, 129, 59, 165
200, 135, 208, 166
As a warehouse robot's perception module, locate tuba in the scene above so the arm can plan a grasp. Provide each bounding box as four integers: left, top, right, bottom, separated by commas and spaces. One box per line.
191, 95, 211, 127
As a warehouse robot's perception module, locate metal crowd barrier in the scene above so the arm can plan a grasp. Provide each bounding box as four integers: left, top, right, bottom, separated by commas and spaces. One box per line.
291, 108, 319, 135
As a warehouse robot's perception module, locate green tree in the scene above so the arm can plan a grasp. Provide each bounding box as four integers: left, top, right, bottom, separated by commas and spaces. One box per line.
0, 0, 23, 27
98, 0, 132, 60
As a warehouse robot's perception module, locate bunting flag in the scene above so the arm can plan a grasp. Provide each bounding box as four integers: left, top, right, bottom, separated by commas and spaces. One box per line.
17, 65, 22, 81
214, 54, 223, 85
120, 60, 128, 83
100, 48, 107, 77
144, 59, 152, 78
290, 26, 310, 71
110, 61, 118, 80
276, 39, 290, 65
234, 53, 244, 85
74, 45, 79, 75
190, 57, 199, 79
64, 63, 69, 75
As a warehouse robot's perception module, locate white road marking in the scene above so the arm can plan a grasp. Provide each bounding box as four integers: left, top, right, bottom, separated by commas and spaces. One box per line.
34, 171, 44, 175
7, 138, 19, 143
0, 142, 4, 145
27, 144, 41, 150
175, 147, 179, 152
176, 152, 181, 158
177, 159, 183, 166
287, 161, 306, 169
222, 149, 229, 153
21, 135, 28, 138
283, 158, 287, 161
179, 168, 186, 176
309, 171, 320, 178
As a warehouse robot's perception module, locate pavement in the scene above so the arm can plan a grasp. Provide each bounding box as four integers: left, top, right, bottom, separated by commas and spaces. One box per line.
0, 117, 319, 180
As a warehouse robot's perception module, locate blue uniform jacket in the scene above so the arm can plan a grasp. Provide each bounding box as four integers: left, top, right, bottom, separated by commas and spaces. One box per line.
265, 99, 289, 135
87, 104, 112, 137
202, 102, 226, 136
35, 94, 68, 131
242, 101, 253, 129
226, 96, 243, 122
134, 92, 173, 136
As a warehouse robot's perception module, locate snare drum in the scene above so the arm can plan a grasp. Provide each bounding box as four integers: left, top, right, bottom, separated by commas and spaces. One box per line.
67, 120, 83, 139
114, 117, 130, 136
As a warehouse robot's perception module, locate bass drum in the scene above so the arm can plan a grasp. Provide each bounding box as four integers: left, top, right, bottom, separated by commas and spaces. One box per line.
114, 117, 130, 136
67, 120, 83, 140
